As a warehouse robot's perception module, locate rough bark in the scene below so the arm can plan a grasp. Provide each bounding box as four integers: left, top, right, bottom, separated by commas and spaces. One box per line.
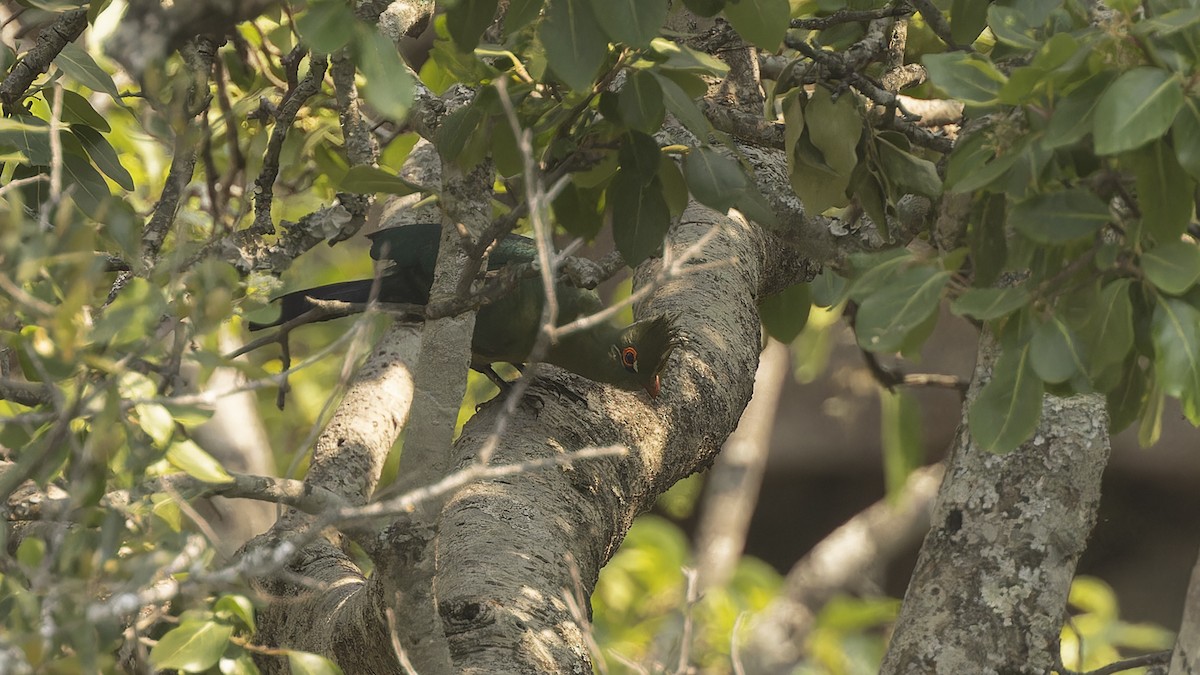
880, 333, 1111, 674
410, 202, 819, 672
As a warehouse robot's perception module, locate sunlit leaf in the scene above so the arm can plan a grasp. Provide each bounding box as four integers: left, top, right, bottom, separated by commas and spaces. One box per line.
150, 620, 234, 672
288, 651, 345, 675
166, 440, 235, 484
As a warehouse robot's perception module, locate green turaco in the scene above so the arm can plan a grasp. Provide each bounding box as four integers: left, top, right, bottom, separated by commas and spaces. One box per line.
250, 223, 678, 396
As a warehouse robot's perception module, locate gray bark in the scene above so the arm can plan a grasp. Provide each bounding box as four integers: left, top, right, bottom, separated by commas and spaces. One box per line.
880, 333, 1111, 674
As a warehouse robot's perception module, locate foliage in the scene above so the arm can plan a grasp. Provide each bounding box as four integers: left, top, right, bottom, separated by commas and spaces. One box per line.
592, 515, 782, 672
814, 0, 1200, 453
0, 0, 1195, 670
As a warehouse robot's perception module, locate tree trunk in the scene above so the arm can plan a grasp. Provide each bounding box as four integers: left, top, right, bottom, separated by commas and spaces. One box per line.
881, 332, 1111, 674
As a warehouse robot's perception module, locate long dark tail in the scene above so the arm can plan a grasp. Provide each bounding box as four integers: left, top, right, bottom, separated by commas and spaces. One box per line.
248, 279, 378, 331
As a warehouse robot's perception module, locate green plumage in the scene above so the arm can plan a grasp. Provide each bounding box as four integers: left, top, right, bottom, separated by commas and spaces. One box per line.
251, 223, 678, 395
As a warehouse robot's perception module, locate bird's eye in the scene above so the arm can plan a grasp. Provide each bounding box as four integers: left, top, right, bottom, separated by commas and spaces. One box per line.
621, 346, 638, 371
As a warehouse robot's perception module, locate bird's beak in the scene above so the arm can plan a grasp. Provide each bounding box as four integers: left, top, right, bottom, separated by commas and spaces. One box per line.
645, 374, 661, 398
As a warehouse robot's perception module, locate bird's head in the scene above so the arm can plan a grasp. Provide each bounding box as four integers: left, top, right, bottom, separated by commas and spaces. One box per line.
609, 314, 680, 398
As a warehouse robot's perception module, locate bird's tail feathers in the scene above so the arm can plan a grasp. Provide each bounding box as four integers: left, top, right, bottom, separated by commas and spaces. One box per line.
247, 279, 378, 331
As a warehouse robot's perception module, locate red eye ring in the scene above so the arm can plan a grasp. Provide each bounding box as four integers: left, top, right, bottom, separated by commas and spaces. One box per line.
621, 347, 638, 367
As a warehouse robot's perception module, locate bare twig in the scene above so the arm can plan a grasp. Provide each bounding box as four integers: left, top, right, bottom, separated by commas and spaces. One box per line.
1054, 651, 1172, 675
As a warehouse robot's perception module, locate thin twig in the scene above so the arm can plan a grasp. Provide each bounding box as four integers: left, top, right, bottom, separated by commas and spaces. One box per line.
1054, 650, 1172, 675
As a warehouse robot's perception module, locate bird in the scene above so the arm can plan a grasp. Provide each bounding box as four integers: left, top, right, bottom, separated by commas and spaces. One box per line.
249, 223, 678, 397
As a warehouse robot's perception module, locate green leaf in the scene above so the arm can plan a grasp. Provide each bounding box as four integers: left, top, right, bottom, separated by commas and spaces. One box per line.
1129, 140, 1195, 242
968, 194, 1007, 287
684, 146, 747, 212
1107, 357, 1146, 433
589, 0, 667, 46
356, 27, 415, 120
445, 0, 499, 51
1094, 67, 1184, 155
504, 0, 544, 34
1151, 297, 1200, 423
540, 0, 608, 91
652, 73, 708, 137
876, 137, 941, 198
150, 620, 234, 672
55, 42, 123, 102
881, 389, 924, 501
616, 70, 665, 133
648, 38, 729, 77
683, 0, 725, 17
807, 88, 860, 178
609, 171, 671, 265
759, 283, 811, 343
1143, 242, 1200, 295
0, 115, 50, 165
722, 0, 790, 50
59, 89, 110, 132
295, 1, 357, 53
62, 152, 112, 214
618, 131, 661, 185
855, 267, 951, 353
809, 268, 847, 308
339, 165, 422, 196
1009, 188, 1110, 243
951, 286, 1030, 320
436, 103, 486, 166
846, 248, 913, 301
922, 52, 1007, 105
946, 133, 1033, 194
658, 156, 689, 218
214, 595, 256, 632
166, 439, 235, 483
950, 0, 990, 45
1084, 279, 1135, 371
552, 182, 605, 239
1138, 382, 1165, 446
986, 4, 1040, 50
288, 652, 345, 675
969, 343, 1045, 454
1171, 97, 1200, 180
848, 163, 889, 238
71, 126, 134, 191
1045, 73, 1113, 150
1030, 313, 1086, 384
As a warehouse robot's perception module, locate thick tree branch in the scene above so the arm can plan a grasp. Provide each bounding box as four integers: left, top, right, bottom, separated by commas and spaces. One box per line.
0, 8, 86, 112
881, 334, 1111, 674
